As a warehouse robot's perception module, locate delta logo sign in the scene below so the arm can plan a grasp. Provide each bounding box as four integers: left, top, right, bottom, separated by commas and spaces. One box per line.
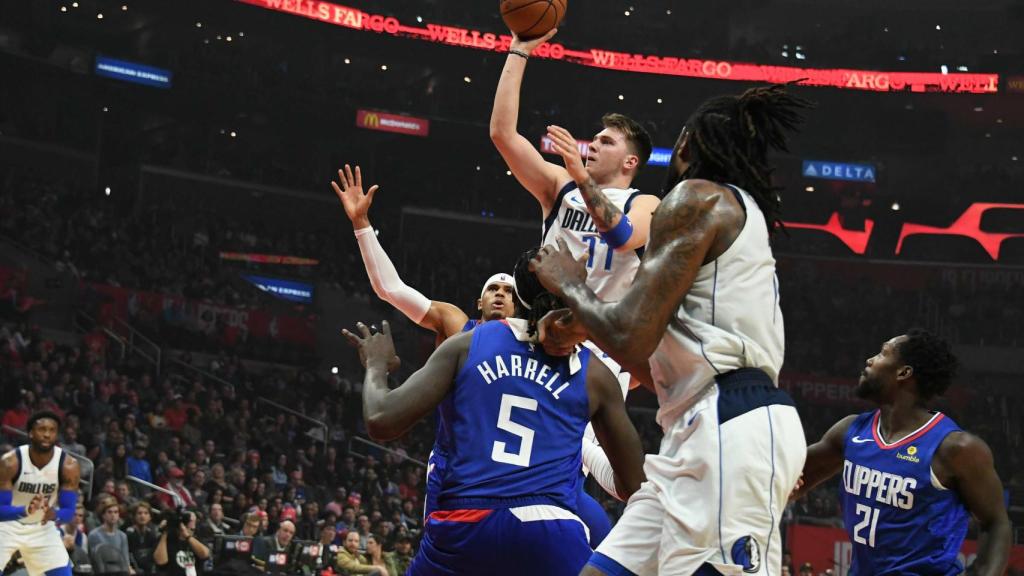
802, 160, 876, 183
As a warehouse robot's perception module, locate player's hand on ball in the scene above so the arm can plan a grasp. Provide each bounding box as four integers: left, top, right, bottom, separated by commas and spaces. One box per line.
529, 237, 588, 297
40, 501, 57, 525
331, 164, 379, 229
546, 125, 588, 184
537, 308, 587, 356
344, 321, 401, 374
510, 28, 558, 55
26, 494, 45, 515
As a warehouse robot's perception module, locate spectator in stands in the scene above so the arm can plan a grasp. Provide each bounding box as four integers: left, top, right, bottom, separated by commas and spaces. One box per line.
63, 426, 87, 456
295, 501, 319, 540
317, 522, 340, 566
158, 467, 195, 509
253, 520, 295, 570
334, 531, 383, 576
354, 514, 372, 548
125, 502, 159, 576
324, 487, 346, 517
384, 535, 413, 576
88, 500, 132, 576
126, 440, 153, 484
364, 535, 390, 576
196, 502, 229, 542
188, 469, 209, 509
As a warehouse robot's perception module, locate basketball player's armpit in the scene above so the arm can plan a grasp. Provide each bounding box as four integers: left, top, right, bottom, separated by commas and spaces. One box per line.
796, 414, 857, 500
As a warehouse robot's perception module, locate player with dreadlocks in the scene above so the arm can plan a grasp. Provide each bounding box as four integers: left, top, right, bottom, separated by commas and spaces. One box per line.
531, 84, 816, 575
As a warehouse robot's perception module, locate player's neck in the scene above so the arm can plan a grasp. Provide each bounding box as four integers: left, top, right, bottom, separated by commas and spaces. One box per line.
877, 401, 933, 441
28, 445, 56, 468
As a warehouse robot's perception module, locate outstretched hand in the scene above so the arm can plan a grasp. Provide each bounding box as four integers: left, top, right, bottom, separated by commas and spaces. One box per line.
331, 164, 379, 229
528, 237, 588, 298
546, 125, 588, 184
509, 28, 558, 55
343, 321, 401, 374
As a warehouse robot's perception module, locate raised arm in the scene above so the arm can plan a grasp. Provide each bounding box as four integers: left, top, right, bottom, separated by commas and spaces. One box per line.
344, 321, 469, 442
332, 165, 470, 340
584, 355, 646, 500
489, 30, 568, 215
938, 432, 1010, 576
530, 180, 725, 374
791, 415, 856, 500
546, 125, 660, 251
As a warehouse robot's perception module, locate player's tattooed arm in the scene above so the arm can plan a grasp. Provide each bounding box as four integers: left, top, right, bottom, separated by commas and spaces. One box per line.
345, 322, 468, 442
938, 433, 1010, 576
545, 124, 623, 232
531, 180, 720, 374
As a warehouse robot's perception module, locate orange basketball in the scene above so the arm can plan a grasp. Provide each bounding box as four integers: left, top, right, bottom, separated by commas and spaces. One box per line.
500, 0, 567, 40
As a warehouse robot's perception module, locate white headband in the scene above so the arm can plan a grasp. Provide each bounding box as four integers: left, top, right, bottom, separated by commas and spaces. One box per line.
480, 273, 514, 299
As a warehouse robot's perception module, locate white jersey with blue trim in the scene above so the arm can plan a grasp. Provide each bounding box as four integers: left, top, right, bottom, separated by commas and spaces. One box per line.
649, 183, 785, 428
542, 182, 644, 303
11, 445, 64, 525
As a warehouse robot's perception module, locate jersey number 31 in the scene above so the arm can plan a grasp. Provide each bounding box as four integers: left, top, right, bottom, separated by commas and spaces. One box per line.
491, 394, 538, 468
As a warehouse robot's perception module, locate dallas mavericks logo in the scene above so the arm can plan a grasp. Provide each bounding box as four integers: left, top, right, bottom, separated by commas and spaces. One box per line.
731, 535, 762, 573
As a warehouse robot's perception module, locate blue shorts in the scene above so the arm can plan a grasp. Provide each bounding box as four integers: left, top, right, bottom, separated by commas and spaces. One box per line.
577, 485, 611, 548
424, 450, 446, 519
408, 505, 592, 576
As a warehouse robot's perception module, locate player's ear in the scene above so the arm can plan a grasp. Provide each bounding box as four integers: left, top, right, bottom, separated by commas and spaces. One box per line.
623, 154, 639, 171
476, 298, 483, 311
896, 365, 914, 382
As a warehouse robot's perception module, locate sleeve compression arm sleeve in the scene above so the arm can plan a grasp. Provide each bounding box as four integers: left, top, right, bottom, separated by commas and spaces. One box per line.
581, 441, 624, 502
354, 226, 431, 324
0, 489, 27, 521
55, 489, 77, 523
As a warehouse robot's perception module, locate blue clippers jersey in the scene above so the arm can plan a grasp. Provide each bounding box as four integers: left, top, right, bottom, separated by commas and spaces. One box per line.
436, 320, 591, 512
841, 410, 968, 576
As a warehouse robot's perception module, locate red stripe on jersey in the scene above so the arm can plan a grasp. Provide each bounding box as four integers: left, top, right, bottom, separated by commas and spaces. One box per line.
427, 509, 493, 523
871, 410, 946, 450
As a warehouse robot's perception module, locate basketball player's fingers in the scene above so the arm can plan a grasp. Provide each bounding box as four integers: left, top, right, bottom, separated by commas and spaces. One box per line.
338, 168, 350, 189
547, 124, 573, 142
366, 185, 380, 202
537, 28, 558, 44
344, 164, 356, 188
354, 165, 363, 188
356, 322, 372, 338
556, 236, 571, 254
381, 320, 391, 337
341, 330, 362, 348
330, 180, 344, 200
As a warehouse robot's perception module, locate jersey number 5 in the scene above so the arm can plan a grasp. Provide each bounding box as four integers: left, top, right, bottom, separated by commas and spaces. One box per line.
491, 394, 538, 468
852, 503, 879, 547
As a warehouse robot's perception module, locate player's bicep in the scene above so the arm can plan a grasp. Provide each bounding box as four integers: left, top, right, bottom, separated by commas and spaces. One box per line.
617, 195, 660, 252
420, 301, 469, 339
0, 453, 16, 488
587, 356, 645, 495
61, 457, 81, 489
946, 434, 1008, 527
373, 332, 468, 439
493, 134, 567, 211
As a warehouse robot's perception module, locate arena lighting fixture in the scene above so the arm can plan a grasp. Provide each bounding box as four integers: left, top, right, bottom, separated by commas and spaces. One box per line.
891, 202, 901, 211
940, 65, 948, 74
103, 106, 109, 112
331, 366, 339, 374
72, 1, 78, 6
463, 76, 471, 83
104, 187, 111, 195
196, 21, 202, 27
506, 170, 512, 176
935, 25, 941, 30
236, 0, 1000, 94
416, 16, 422, 22
344, 58, 350, 64
958, 66, 969, 72
657, 98, 663, 103
230, 131, 237, 137
121, 5, 127, 11
624, 10, 630, 16
618, 94, 624, 100
805, 186, 815, 192
974, 106, 984, 112
666, 9, 671, 14
226, 35, 233, 41
476, 166, 481, 171
60, 6, 67, 12
239, 31, 245, 36
380, 64, 387, 70
97, 12, 103, 19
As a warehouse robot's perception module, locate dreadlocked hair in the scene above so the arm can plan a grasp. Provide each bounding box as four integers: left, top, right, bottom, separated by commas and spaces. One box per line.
679, 83, 814, 235
512, 247, 566, 338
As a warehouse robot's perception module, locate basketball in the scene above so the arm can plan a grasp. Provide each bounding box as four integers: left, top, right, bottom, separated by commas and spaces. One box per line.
500, 0, 567, 40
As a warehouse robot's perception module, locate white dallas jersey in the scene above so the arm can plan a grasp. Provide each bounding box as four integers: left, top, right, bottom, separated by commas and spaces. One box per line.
542, 182, 644, 302
10, 445, 64, 525
650, 184, 784, 428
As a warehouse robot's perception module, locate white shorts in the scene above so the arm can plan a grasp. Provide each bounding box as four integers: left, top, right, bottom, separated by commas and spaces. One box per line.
0, 522, 71, 575
592, 372, 807, 576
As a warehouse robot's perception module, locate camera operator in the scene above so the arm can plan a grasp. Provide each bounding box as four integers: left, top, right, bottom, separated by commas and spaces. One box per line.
154, 509, 210, 576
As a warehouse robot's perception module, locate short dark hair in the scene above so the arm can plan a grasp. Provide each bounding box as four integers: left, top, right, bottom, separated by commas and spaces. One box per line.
895, 328, 959, 400
512, 248, 565, 337
27, 411, 62, 433
602, 113, 653, 172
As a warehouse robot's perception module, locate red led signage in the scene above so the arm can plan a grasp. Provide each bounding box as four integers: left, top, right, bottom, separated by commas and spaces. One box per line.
234, 0, 999, 94
356, 109, 430, 137
219, 252, 320, 265
784, 213, 875, 255
784, 203, 1024, 260
896, 203, 1024, 260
